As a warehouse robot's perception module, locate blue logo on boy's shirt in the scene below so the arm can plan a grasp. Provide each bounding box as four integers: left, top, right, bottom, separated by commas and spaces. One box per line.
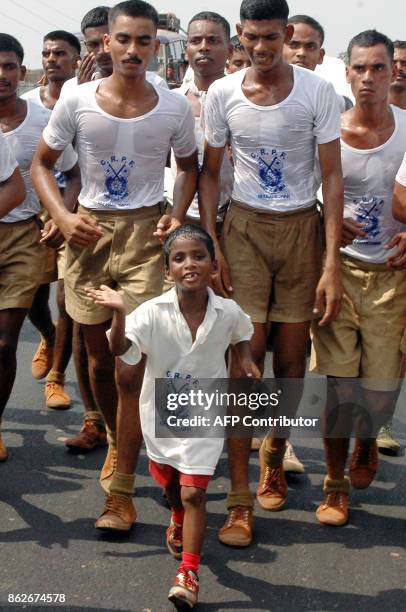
353, 196, 384, 245
251, 148, 290, 200
100, 155, 135, 203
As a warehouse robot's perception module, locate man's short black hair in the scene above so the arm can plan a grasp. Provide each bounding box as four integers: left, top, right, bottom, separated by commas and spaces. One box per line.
81, 6, 109, 34
347, 29, 394, 63
240, 0, 289, 23
188, 11, 231, 41
43, 30, 81, 55
0, 33, 24, 63
108, 0, 159, 30
394, 40, 406, 50
163, 224, 215, 267
288, 14, 324, 45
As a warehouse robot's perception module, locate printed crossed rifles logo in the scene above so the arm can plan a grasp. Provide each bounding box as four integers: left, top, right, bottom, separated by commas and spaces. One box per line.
251, 148, 289, 197
100, 155, 136, 202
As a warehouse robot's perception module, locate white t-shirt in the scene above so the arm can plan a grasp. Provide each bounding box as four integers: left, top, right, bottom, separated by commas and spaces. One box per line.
2, 100, 78, 223
60, 71, 168, 99
341, 106, 406, 264
115, 287, 253, 474
43, 79, 196, 210
0, 131, 18, 183
204, 65, 341, 212
21, 87, 69, 189
166, 82, 234, 219
396, 153, 406, 187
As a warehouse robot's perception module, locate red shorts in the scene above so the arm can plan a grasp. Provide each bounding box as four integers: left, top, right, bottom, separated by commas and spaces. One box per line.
149, 460, 211, 490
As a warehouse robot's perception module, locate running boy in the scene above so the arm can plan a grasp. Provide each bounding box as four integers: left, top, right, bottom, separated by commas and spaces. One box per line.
87, 224, 258, 608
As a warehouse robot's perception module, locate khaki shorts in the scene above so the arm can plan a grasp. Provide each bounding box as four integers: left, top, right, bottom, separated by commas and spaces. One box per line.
0, 217, 44, 310
310, 256, 406, 391
65, 204, 166, 325
222, 200, 324, 323
41, 244, 66, 284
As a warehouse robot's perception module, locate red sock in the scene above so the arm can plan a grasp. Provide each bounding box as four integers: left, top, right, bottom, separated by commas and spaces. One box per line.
172, 507, 185, 525
182, 552, 200, 575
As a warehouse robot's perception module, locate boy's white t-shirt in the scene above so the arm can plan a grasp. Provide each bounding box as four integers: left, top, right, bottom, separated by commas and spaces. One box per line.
113, 287, 253, 474
204, 65, 341, 212
43, 79, 196, 210
0, 130, 18, 183
396, 152, 406, 187
1, 100, 78, 223
166, 83, 234, 219
341, 106, 406, 264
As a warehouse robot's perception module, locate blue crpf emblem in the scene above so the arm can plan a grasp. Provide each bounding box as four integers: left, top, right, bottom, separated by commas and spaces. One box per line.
353, 196, 384, 241
251, 148, 290, 198
100, 155, 135, 202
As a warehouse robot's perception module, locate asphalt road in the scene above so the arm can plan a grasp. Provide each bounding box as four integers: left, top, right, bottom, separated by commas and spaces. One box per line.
0, 315, 405, 611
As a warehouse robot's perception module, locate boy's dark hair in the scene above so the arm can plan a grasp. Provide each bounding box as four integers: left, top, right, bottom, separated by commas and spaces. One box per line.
163, 224, 215, 266
0, 33, 24, 63
230, 35, 245, 52
288, 14, 324, 45
81, 6, 109, 34
108, 0, 159, 30
347, 29, 394, 62
393, 40, 406, 50
240, 0, 289, 23
43, 30, 81, 55
188, 11, 231, 41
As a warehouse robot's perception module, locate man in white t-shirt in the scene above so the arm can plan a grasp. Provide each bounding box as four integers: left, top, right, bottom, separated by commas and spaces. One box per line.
166, 11, 233, 229
200, 0, 343, 547
32, 0, 197, 530
283, 14, 352, 112
0, 34, 77, 461
311, 30, 406, 526
389, 41, 406, 111
60, 4, 168, 96
22, 30, 82, 413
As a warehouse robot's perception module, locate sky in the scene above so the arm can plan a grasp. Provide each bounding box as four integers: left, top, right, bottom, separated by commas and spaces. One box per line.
2, 0, 406, 68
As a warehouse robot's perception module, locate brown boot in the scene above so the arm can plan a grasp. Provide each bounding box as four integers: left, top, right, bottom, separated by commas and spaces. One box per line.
257, 441, 287, 511
95, 493, 136, 531
31, 338, 54, 380
316, 477, 350, 526
218, 506, 253, 547
99, 445, 117, 493
65, 418, 107, 451
349, 439, 378, 489
0, 433, 8, 462
45, 371, 71, 410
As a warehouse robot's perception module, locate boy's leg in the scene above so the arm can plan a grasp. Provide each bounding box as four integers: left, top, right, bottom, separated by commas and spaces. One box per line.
258, 320, 309, 511
218, 322, 267, 547
168, 485, 206, 609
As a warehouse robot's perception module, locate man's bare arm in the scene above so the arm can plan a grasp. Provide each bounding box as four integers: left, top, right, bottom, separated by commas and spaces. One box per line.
199, 142, 232, 296
155, 149, 198, 241
392, 181, 406, 223
31, 137, 102, 247
316, 138, 344, 325
0, 167, 26, 219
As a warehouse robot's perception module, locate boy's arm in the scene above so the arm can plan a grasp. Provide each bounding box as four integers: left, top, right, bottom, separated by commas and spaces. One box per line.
233, 340, 261, 379
392, 180, 406, 223
109, 309, 131, 357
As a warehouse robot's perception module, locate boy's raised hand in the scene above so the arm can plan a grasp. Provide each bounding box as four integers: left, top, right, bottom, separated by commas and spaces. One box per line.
85, 285, 125, 312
